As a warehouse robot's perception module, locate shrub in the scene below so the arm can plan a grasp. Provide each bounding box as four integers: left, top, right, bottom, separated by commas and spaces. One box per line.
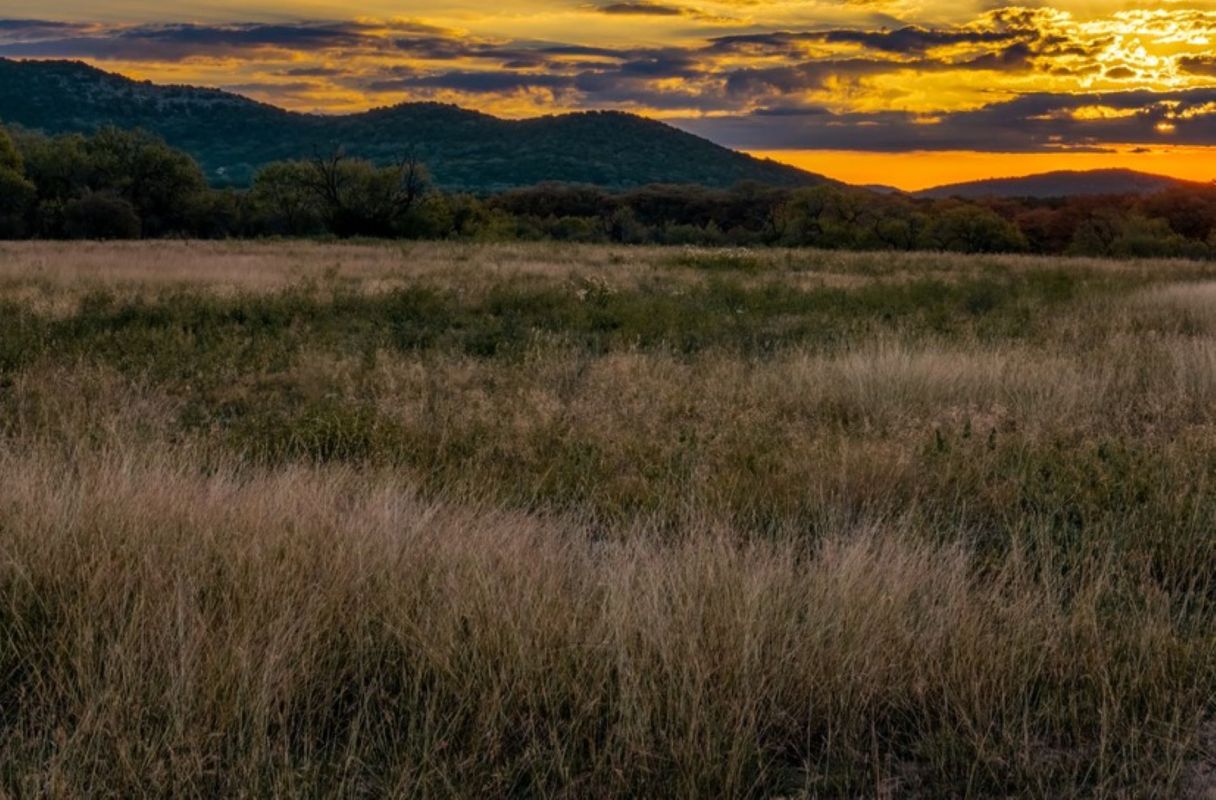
62, 192, 142, 239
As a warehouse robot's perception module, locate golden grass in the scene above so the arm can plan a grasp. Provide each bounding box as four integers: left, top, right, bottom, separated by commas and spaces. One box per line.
0, 447, 1203, 797
2, 241, 1216, 796
0, 240, 1211, 307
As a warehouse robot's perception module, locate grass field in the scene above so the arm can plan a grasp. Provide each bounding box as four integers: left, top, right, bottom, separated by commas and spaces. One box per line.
2, 240, 1216, 797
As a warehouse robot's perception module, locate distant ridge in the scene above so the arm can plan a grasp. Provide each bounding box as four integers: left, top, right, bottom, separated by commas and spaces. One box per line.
0, 58, 828, 191
915, 168, 1209, 199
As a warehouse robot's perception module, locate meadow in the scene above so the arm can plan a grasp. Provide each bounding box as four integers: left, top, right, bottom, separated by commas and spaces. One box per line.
2, 240, 1216, 797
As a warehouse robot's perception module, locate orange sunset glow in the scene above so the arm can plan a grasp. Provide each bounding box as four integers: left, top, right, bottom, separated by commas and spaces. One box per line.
5, 2, 1216, 184
752, 146, 1216, 190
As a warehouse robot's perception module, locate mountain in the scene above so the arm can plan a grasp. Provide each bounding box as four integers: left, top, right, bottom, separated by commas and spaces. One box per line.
860, 184, 905, 195
915, 169, 1208, 199
0, 58, 826, 191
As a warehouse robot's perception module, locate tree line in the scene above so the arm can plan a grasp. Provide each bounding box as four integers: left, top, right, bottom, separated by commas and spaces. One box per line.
2, 124, 1215, 258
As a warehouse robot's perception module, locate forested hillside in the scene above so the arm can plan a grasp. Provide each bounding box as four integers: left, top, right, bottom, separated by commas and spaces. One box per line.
0, 59, 824, 190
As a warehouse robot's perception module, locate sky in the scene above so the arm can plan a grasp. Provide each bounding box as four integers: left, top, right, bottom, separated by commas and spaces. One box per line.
2, 1, 1216, 188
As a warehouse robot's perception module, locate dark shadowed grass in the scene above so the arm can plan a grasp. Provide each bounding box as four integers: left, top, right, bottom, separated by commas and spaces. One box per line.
0, 264, 1104, 376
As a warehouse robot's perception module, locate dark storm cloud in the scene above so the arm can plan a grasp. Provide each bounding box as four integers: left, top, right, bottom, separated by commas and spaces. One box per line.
674, 89, 1216, 152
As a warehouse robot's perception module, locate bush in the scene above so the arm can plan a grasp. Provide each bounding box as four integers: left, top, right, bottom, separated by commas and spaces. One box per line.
186, 189, 244, 239
62, 192, 142, 240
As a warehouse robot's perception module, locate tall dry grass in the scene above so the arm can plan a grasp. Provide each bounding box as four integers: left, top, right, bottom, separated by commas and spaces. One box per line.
2, 241, 1216, 796
0, 448, 1205, 797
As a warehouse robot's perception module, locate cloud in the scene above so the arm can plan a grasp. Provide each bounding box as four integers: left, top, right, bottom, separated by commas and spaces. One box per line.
0, 21, 380, 61
1179, 56, 1216, 77
224, 81, 318, 94
0, 19, 92, 38
724, 58, 918, 97
706, 24, 1037, 58
282, 66, 344, 77
381, 71, 576, 93
0, 19, 459, 62
2, 7, 1216, 151
674, 89, 1216, 151
960, 42, 1035, 71
818, 26, 1022, 54
598, 3, 686, 16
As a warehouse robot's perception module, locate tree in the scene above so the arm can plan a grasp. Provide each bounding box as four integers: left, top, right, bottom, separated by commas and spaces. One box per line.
1014, 206, 1074, 254
819, 188, 877, 248
303, 150, 429, 237
1109, 215, 1188, 259
494, 183, 612, 220
1139, 188, 1216, 241
0, 126, 34, 238
251, 161, 324, 235
774, 186, 833, 246
1066, 208, 1126, 256
12, 131, 90, 235
921, 205, 1027, 253
0, 125, 22, 172
83, 127, 207, 236
605, 206, 647, 243
0, 167, 35, 239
